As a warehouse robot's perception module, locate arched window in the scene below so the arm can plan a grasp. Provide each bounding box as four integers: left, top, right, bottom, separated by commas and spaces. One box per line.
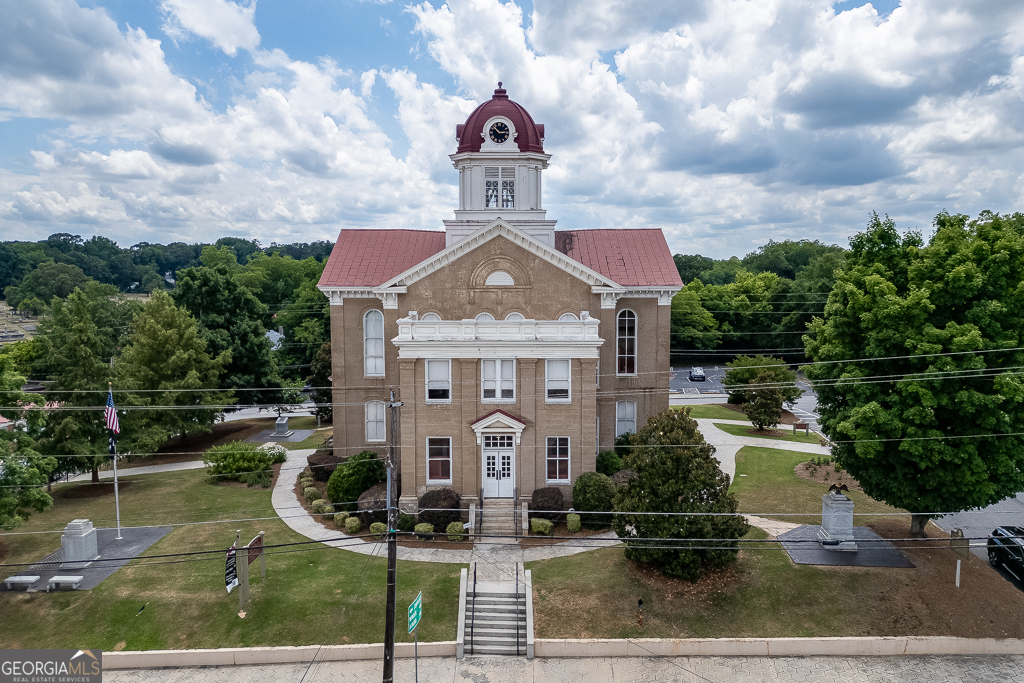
617, 310, 636, 375
558, 312, 579, 322
365, 401, 385, 442
504, 312, 524, 321
420, 312, 441, 321
616, 400, 636, 437
363, 310, 384, 376
485, 270, 514, 286
475, 312, 495, 322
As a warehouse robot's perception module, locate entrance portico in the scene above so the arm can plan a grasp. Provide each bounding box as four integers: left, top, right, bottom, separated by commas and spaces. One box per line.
471, 410, 526, 500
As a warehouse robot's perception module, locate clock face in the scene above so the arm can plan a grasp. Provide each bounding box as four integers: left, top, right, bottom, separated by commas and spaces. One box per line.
489, 122, 510, 144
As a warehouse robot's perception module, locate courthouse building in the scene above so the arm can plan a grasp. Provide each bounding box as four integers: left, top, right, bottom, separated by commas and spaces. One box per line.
318, 84, 682, 511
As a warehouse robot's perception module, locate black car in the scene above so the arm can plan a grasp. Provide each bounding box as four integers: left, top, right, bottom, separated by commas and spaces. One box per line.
689, 367, 706, 381
987, 525, 1024, 581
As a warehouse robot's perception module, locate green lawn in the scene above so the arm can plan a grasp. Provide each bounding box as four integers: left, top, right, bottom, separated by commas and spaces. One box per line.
712, 422, 823, 445
729, 445, 902, 524
678, 404, 749, 421
529, 532, 898, 639
283, 426, 332, 451
0, 470, 460, 650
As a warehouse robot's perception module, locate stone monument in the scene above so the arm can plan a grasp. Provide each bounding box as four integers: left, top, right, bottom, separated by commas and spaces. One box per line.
817, 492, 858, 551
60, 519, 99, 568
274, 416, 293, 437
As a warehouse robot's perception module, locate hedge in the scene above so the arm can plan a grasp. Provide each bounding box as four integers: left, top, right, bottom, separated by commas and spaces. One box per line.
418, 488, 461, 530
344, 516, 362, 534
203, 441, 287, 487
370, 522, 388, 541
530, 517, 553, 535
572, 472, 616, 529
334, 511, 350, 527
446, 521, 466, 542
414, 523, 434, 539
567, 513, 582, 533
530, 486, 563, 521
325, 451, 386, 511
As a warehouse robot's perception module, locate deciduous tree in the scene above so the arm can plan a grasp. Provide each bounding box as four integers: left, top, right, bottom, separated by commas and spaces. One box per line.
806, 211, 1024, 536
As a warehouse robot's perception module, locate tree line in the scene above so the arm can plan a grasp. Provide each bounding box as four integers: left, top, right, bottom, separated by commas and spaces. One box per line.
1, 237, 335, 528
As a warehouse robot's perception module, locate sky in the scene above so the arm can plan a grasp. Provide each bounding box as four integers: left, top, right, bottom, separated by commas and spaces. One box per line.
0, 0, 1022, 259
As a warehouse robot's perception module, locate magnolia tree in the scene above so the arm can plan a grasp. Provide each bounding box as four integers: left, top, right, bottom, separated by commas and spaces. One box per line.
613, 409, 748, 581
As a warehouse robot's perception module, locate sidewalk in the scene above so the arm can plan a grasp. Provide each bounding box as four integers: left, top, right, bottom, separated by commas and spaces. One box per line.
102, 653, 1024, 682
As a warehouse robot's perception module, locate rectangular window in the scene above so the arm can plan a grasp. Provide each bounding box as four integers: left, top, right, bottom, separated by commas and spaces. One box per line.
545, 359, 571, 402
485, 167, 499, 208
546, 437, 570, 483
616, 400, 637, 437
365, 401, 385, 442
482, 359, 515, 401
427, 437, 451, 483
426, 359, 451, 402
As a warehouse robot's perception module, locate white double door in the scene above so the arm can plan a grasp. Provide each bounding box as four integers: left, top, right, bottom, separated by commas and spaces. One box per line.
482, 434, 515, 498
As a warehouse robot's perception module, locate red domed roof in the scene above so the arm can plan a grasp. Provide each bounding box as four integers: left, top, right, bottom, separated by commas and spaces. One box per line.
455, 84, 545, 154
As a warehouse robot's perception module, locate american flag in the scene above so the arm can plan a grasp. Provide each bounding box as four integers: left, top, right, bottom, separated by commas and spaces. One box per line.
105, 388, 120, 434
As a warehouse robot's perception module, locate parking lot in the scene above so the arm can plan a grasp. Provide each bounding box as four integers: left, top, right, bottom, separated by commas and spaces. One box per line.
669, 364, 728, 393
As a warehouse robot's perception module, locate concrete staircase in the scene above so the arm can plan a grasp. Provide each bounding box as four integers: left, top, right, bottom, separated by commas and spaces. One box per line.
477, 498, 518, 544
463, 564, 529, 656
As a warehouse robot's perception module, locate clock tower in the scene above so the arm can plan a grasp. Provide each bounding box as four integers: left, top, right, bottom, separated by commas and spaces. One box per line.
445, 83, 556, 247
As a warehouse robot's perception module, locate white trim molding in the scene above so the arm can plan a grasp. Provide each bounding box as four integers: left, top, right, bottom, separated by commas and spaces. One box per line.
392, 316, 604, 359
376, 220, 621, 293
470, 410, 527, 446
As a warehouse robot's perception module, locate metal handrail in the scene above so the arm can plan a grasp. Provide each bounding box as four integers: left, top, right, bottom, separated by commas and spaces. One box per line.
515, 564, 521, 655
469, 563, 478, 655
477, 487, 483, 533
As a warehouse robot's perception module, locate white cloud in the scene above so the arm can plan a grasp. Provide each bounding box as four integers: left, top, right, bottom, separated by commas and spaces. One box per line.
160, 0, 260, 56
1, 0, 1023, 258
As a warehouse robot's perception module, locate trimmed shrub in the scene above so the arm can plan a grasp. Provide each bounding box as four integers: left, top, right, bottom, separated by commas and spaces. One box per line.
307, 449, 344, 482
573, 472, 616, 529
304, 486, 319, 502
397, 513, 416, 533
446, 520, 466, 542
414, 523, 434, 539
530, 486, 563, 521
325, 450, 386, 511
344, 516, 362, 534
357, 482, 388, 526
312, 499, 329, 514
203, 441, 287, 486
334, 511, 350, 527
530, 517, 553, 535
370, 522, 388, 541
597, 450, 623, 476
418, 488, 461, 530
567, 513, 582, 533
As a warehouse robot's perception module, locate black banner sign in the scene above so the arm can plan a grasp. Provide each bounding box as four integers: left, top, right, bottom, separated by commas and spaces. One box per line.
225, 544, 238, 594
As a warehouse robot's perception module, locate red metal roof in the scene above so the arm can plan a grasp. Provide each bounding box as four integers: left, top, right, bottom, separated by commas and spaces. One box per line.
318, 229, 446, 288
555, 229, 683, 287
318, 227, 681, 289
456, 84, 545, 154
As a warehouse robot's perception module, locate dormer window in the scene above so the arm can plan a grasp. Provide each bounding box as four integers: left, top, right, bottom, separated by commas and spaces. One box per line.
485, 167, 515, 209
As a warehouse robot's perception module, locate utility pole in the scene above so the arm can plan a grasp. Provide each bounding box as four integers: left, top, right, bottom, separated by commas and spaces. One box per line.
382, 387, 403, 683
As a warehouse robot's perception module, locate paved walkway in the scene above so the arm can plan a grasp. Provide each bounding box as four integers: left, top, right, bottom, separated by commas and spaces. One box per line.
103, 654, 1024, 682
693, 418, 829, 482
273, 448, 617, 575
68, 459, 205, 483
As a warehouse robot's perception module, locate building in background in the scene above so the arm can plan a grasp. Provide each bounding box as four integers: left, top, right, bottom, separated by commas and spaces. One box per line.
318, 84, 681, 512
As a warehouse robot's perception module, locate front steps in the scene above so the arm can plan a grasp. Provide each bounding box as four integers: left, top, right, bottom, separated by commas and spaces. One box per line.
477, 499, 518, 544
458, 562, 534, 658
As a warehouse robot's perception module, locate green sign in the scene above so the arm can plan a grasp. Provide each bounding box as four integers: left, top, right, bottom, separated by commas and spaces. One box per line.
408, 591, 422, 633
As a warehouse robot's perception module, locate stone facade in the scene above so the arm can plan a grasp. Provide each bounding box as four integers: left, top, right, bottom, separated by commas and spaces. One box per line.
319, 86, 681, 513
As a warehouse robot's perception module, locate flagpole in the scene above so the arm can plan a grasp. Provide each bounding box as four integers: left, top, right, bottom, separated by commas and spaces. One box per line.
109, 383, 122, 540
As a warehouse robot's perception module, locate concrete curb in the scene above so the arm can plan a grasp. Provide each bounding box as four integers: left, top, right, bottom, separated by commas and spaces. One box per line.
534, 637, 1024, 657
103, 637, 1024, 669
103, 642, 458, 670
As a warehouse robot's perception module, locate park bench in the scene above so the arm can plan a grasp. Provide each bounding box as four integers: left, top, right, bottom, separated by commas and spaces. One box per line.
48, 575, 84, 591
792, 422, 810, 436
3, 575, 40, 590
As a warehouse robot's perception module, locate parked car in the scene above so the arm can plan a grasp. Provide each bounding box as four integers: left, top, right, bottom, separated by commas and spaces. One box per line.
987, 526, 1024, 581
689, 367, 706, 381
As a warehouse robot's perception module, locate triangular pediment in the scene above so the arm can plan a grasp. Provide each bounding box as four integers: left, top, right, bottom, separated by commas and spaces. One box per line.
375, 220, 621, 291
